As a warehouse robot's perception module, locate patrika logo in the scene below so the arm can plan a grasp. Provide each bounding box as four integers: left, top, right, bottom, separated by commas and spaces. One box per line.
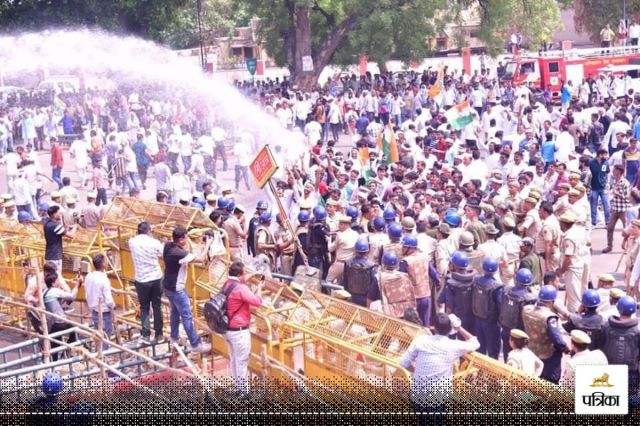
589, 373, 613, 388
575, 365, 628, 415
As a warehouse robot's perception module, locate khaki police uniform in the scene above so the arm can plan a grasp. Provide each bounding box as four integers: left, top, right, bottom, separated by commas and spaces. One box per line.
497, 230, 522, 286
326, 225, 359, 284
540, 214, 561, 273
224, 215, 245, 262
561, 225, 587, 313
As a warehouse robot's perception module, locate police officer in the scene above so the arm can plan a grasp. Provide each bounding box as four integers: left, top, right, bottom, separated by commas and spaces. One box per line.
471, 258, 504, 359
602, 296, 640, 401
346, 206, 364, 233
522, 285, 567, 384
214, 197, 230, 222
444, 211, 463, 252
499, 268, 538, 361
435, 222, 452, 283
438, 251, 476, 333
371, 252, 416, 318
519, 237, 543, 288
477, 223, 508, 279
255, 212, 277, 270
342, 239, 377, 307
497, 216, 522, 286
383, 208, 397, 226
459, 230, 483, 274
367, 216, 390, 264
247, 200, 268, 257
558, 211, 587, 313
275, 213, 296, 276
381, 222, 403, 262
563, 289, 605, 350
400, 235, 431, 326
292, 210, 310, 274
559, 330, 609, 389
600, 288, 626, 321
326, 214, 359, 284
307, 206, 331, 280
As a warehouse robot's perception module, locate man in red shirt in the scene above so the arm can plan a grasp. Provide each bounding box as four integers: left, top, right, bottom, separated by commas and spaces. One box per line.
50, 137, 64, 189
222, 261, 263, 398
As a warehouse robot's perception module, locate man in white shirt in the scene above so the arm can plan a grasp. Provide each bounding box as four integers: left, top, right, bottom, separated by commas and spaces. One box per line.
3, 146, 21, 191
70, 136, 90, 187
84, 254, 117, 344
170, 171, 191, 204
555, 127, 575, 164
13, 168, 34, 218
304, 119, 322, 145
129, 221, 165, 343
276, 102, 293, 129
233, 139, 252, 191
603, 114, 630, 152
123, 142, 139, 191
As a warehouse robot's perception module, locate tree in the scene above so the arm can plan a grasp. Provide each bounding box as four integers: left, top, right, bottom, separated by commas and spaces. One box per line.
574, 0, 639, 43
0, 0, 252, 50
240, 0, 566, 89
158, 0, 250, 49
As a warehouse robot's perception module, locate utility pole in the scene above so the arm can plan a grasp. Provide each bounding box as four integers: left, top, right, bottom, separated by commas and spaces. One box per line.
196, 0, 207, 71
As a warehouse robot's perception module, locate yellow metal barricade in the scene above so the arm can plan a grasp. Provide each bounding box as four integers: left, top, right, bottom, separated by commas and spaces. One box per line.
100, 197, 230, 328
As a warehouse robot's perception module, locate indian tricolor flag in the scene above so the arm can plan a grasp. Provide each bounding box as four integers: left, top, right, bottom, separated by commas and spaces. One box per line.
428, 63, 445, 100
377, 123, 399, 164
444, 100, 473, 130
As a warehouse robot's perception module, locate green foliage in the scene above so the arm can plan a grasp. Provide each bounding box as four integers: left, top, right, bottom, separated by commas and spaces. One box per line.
574, 0, 637, 43
242, 0, 564, 73
159, 0, 250, 49
473, 0, 563, 53
0, 0, 246, 49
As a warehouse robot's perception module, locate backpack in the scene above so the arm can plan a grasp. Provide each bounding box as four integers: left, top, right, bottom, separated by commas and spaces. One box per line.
203, 281, 240, 334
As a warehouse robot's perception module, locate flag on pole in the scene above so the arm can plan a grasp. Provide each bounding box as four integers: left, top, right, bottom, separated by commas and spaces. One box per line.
444, 100, 473, 130
358, 147, 369, 166
428, 64, 445, 99
377, 123, 399, 164
428, 81, 441, 98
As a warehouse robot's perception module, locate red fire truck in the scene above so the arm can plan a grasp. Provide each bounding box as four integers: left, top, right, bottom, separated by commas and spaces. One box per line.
501, 45, 640, 97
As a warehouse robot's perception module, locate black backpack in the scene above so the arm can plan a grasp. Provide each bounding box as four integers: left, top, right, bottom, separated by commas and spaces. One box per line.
204, 281, 239, 334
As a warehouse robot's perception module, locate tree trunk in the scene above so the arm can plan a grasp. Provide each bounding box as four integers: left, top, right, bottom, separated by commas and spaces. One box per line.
284, 0, 296, 66
292, 4, 313, 88
291, 12, 360, 90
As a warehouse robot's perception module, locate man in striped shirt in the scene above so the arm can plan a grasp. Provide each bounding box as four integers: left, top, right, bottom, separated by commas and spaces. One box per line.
44, 205, 77, 273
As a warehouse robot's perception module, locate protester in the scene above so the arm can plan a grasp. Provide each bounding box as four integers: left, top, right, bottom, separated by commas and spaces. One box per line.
399, 313, 479, 415
162, 225, 212, 353
84, 254, 116, 342
129, 221, 165, 343
221, 261, 264, 398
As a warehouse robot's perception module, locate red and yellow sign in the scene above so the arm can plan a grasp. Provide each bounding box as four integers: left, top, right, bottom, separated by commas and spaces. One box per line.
249, 145, 279, 189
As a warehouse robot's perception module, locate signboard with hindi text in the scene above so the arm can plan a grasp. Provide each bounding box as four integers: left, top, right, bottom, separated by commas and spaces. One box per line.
249, 145, 279, 189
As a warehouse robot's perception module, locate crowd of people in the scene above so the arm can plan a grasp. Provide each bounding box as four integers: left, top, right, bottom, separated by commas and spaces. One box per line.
5, 51, 640, 408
